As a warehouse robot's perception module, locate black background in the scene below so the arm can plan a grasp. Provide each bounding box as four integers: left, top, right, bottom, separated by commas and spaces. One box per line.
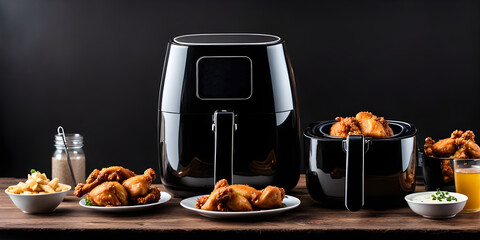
1, 0, 479, 180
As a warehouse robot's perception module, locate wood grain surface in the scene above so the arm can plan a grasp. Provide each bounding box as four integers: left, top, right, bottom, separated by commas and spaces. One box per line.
1, 176, 479, 240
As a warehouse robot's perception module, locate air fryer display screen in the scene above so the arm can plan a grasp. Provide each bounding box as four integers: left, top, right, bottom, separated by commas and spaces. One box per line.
197, 57, 252, 99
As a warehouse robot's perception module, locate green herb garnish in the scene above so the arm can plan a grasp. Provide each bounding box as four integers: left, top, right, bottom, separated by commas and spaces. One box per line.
234, 190, 243, 197
432, 188, 458, 202
30, 169, 37, 174
85, 199, 94, 206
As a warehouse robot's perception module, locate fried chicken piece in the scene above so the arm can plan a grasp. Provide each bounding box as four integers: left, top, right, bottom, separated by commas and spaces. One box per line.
74, 166, 136, 197
424, 130, 479, 159
218, 187, 253, 211
424, 130, 480, 183
251, 185, 285, 209
453, 133, 480, 159
441, 160, 454, 183
75, 166, 161, 206
215, 180, 266, 203
199, 187, 225, 211
425, 130, 464, 158
136, 186, 161, 204
424, 131, 462, 183
330, 117, 362, 138
196, 186, 252, 211
355, 111, 394, 138
196, 186, 231, 211
196, 179, 284, 211
97, 166, 136, 182
195, 178, 230, 210
230, 184, 258, 201
196, 180, 255, 211
87, 181, 129, 207
459, 130, 475, 142
424, 137, 436, 157
195, 195, 209, 209
329, 112, 393, 138
213, 178, 229, 189
463, 140, 480, 158
120, 168, 161, 205
122, 168, 156, 201
431, 138, 457, 157
85, 169, 100, 184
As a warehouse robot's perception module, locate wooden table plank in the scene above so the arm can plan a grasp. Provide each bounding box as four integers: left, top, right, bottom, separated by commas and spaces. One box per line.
1, 176, 479, 240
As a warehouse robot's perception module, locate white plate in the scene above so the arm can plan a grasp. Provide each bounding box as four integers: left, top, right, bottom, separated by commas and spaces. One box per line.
79, 191, 171, 212
180, 194, 300, 218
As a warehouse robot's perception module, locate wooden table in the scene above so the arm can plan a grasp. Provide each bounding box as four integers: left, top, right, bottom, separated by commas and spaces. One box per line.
1, 176, 479, 240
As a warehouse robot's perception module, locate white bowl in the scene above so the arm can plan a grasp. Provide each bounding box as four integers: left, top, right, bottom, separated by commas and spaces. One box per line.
405, 191, 468, 218
5, 186, 71, 213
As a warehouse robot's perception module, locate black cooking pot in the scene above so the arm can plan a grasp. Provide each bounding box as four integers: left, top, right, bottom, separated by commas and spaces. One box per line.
419, 151, 455, 191
304, 120, 417, 211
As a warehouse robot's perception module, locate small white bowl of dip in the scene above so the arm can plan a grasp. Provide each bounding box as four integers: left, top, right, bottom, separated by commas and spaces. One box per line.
405, 191, 468, 218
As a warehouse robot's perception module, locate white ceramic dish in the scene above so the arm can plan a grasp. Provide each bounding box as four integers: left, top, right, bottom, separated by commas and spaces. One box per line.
180, 194, 300, 219
5, 185, 71, 213
79, 191, 171, 212
405, 191, 468, 218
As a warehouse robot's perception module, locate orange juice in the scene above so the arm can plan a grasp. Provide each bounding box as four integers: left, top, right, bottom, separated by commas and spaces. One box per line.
454, 168, 480, 212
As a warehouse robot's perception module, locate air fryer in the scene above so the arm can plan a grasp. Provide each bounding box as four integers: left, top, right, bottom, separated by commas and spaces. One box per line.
304, 120, 417, 211
158, 33, 301, 197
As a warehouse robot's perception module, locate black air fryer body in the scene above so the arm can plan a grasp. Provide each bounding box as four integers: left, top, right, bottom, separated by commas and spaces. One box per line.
304, 120, 417, 210
158, 34, 300, 197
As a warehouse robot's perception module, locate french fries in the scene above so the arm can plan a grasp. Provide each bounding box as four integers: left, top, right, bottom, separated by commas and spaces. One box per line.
6, 170, 70, 194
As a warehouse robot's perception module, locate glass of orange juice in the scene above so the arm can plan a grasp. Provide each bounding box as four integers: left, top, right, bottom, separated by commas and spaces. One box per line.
454, 159, 480, 212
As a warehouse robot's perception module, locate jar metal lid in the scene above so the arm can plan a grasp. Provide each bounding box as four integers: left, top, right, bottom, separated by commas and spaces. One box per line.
54, 133, 83, 147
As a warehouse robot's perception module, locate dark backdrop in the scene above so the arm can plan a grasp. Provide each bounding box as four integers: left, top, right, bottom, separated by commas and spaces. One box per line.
1, 0, 479, 180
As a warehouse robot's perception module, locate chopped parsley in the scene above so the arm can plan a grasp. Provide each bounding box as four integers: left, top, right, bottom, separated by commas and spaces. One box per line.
85, 199, 94, 206
432, 188, 458, 202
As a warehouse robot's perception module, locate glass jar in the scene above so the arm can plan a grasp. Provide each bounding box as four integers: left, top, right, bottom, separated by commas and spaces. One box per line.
52, 133, 86, 187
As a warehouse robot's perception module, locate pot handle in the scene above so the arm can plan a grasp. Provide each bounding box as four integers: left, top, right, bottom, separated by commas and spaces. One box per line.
212, 110, 236, 184
344, 135, 365, 211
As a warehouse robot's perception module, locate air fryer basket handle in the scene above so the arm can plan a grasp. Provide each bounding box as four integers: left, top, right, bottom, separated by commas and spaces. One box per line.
344, 135, 365, 211
212, 110, 236, 184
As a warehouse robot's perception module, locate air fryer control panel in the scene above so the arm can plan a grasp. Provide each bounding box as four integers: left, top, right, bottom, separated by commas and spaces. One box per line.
196, 56, 252, 100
